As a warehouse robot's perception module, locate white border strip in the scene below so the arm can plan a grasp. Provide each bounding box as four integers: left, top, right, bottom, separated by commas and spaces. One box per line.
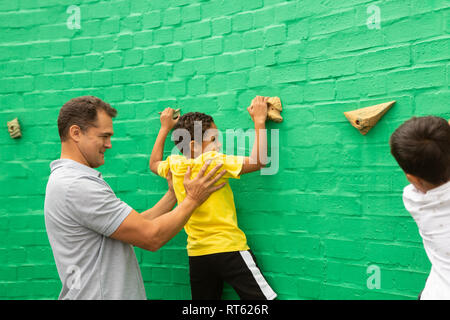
239, 251, 277, 300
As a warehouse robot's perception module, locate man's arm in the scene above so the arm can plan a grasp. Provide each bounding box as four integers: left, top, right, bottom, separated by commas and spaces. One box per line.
110, 161, 227, 252
240, 96, 269, 175
149, 108, 178, 174
140, 189, 177, 221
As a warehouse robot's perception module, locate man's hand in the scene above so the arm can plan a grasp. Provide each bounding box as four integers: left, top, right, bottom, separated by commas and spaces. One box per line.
183, 160, 227, 206
247, 96, 269, 124
160, 107, 179, 131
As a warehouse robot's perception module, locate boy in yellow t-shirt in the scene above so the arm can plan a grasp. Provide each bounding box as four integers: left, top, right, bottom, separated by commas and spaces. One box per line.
149, 96, 277, 300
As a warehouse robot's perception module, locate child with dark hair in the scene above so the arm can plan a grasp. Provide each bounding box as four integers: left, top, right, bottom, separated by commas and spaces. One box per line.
390, 116, 450, 300
149, 96, 277, 300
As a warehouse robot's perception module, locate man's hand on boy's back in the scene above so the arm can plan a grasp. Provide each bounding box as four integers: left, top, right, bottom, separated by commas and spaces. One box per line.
247, 96, 269, 124
160, 107, 179, 132
183, 160, 227, 206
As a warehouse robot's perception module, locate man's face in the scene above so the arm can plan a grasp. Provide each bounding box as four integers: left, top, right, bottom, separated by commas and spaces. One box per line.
77, 110, 113, 168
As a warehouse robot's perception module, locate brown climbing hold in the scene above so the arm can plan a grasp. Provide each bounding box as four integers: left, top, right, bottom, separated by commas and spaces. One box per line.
267, 97, 283, 123
344, 100, 396, 135
7, 118, 22, 139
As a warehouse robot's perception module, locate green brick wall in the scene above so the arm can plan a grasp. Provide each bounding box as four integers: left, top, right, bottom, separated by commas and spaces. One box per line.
1, 0, 449, 299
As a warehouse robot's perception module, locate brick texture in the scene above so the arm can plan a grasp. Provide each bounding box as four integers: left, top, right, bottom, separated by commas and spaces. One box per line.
0, 0, 449, 300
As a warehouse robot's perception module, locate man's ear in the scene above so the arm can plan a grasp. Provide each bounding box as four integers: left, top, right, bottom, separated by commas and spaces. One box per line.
68, 124, 82, 143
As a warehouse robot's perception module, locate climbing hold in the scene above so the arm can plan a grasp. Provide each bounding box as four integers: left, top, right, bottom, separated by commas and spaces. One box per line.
7, 118, 22, 139
249, 97, 283, 122
158, 108, 181, 120
344, 101, 396, 135
267, 97, 283, 123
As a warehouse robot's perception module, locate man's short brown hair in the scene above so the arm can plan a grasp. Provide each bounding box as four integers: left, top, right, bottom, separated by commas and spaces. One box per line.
390, 116, 450, 185
58, 96, 117, 141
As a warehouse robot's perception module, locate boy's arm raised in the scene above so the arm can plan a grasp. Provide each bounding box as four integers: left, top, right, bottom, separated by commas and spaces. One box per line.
149, 108, 178, 174
240, 96, 269, 175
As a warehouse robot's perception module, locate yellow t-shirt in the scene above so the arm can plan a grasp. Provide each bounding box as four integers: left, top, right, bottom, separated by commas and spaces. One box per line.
157, 151, 249, 256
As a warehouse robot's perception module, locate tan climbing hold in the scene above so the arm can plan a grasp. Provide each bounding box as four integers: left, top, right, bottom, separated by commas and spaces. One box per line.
7, 118, 22, 139
267, 96, 283, 123
344, 100, 396, 135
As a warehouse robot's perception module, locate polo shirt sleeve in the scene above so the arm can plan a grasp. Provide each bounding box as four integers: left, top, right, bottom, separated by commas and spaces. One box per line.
66, 176, 133, 237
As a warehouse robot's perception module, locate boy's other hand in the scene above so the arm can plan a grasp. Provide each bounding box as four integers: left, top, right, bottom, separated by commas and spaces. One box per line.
183, 161, 227, 206
247, 96, 269, 124
160, 107, 179, 131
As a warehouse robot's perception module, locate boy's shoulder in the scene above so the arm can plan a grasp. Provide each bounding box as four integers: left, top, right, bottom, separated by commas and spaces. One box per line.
161, 151, 243, 179
163, 151, 220, 166
197, 151, 220, 160
198, 151, 244, 167
164, 153, 188, 162
403, 181, 450, 212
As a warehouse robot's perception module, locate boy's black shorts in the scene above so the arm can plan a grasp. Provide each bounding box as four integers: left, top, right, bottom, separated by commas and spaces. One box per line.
188, 250, 277, 300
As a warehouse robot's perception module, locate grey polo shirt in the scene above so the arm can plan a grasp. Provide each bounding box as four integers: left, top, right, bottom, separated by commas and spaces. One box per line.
44, 159, 146, 300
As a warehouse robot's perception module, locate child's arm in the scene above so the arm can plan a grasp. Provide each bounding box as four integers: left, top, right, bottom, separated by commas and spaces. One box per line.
149, 108, 179, 174
240, 96, 269, 175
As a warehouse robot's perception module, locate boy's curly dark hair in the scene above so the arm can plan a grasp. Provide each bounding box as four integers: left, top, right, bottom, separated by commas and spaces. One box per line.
172, 112, 215, 154
390, 116, 450, 185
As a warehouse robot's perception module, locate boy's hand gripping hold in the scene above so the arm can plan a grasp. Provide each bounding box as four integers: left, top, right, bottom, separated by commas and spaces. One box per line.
149, 108, 179, 174
160, 107, 179, 132
247, 96, 269, 125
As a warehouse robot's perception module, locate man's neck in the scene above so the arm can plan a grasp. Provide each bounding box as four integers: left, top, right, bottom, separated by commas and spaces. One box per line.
60, 143, 90, 167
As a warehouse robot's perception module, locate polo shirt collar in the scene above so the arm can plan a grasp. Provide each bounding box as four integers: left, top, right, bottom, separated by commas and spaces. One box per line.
50, 158, 102, 178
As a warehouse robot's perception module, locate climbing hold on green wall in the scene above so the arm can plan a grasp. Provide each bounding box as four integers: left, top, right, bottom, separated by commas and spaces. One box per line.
267, 96, 283, 123
343, 101, 396, 135
6, 118, 22, 139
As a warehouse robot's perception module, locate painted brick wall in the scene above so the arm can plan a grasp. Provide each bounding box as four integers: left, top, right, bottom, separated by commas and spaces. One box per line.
0, 0, 449, 299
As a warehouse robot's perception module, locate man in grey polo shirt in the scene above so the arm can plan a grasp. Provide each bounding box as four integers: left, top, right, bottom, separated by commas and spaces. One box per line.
44, 96, 226, 299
